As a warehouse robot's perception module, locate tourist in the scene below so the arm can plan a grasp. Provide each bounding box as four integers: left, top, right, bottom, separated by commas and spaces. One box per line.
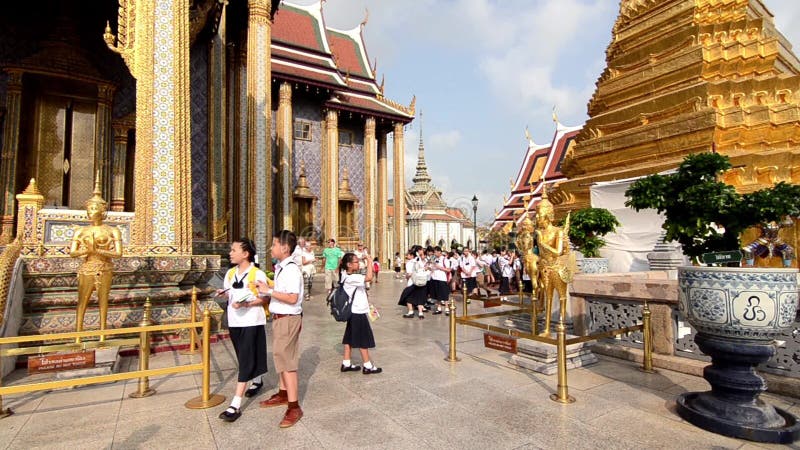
354, 243, 369, 289
216, 238, 268, 423
499, 248, 514, 298
300, 240, 315, 300
397, 246, 428, 319
480, 249, 495, 287
460, 247, 479, 297
338, 252, 382, 374
429, 246, 450, 315
393, 252, 402, 279
256, 230, 304, 428
372, 257, 381, 283
448, 250, 460, 293
322, 238, 343, 295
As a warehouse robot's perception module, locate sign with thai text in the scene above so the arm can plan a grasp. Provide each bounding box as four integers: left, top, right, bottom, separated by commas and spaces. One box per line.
28, 350, 95, 374
484, 333, 517, 354
701, 250, 743, 265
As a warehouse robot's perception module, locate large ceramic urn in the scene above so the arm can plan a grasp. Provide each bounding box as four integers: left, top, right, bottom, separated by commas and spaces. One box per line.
676, 266, 800, 443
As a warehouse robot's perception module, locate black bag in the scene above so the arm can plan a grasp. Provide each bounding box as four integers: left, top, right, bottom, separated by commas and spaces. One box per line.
327, 283, 353, 322
490, 258, 502, 278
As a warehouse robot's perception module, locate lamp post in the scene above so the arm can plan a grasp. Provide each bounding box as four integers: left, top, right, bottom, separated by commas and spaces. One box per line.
471, 195, 478, 253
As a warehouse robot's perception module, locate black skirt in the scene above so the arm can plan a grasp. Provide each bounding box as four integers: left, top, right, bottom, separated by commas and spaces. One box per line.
229, 325, 268, 382
398, 284, 428, 306
464, 277, 478, 292
429, 279, 450, 301
342, 313, 375, 349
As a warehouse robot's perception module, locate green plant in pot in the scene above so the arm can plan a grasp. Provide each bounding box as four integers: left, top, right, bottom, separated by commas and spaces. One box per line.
562, 208, 619, 273
624, 152, 800, 443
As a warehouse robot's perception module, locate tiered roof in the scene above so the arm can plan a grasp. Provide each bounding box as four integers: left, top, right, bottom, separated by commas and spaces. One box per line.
272, 1, 414, 122
492, 122, 581, 230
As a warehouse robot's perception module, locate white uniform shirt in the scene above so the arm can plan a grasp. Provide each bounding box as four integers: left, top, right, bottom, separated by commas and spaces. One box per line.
269, 256, 304, 315
301, 248, 315, 275
500, 255, 515, 278
224, 264, 268, 327
340, 272, 369, 314
430, 255, 448, 282
405, 257, 424, 287
460, 254, 478, 278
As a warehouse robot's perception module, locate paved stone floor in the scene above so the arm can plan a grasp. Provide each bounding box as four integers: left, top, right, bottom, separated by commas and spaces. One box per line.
1, 274, 799, 449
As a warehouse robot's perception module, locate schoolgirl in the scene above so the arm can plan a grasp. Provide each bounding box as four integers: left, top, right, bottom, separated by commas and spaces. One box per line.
339, 252, 382, 374
217, 238, 268, 422
397, 245, 428, 319
429, 246, 451, 315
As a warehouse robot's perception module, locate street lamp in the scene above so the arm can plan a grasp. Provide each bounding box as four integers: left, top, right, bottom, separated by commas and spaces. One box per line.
471, 195, 479, 253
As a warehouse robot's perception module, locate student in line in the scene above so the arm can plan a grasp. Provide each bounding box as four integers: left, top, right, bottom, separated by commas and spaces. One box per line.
217, 238, 268, 423
256, 230, 305, 428
338, 252, 383, 374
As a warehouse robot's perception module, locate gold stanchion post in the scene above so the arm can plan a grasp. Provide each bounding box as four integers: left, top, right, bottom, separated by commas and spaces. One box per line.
444, 293, 460, 362
640, 300, 656, 373
518, 279, 524, 304
129, 298, 156, 398
0, 350, 13, 418
181, 287, 199, 355
186, 309, 225, 409
550, 318, 575, 404
462, 284, 469, 316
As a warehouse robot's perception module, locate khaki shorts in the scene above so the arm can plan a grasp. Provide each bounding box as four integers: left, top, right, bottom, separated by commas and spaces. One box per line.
324, 269, 339, 289
271, 315, 302, 373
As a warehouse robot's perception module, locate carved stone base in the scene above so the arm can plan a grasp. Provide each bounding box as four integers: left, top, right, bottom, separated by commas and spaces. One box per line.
55, 347, 121, 382
510, 337, 597, 375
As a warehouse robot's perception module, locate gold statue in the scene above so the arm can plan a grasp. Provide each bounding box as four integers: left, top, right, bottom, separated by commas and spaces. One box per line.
516, 197, 540, 308
69, 176, 122, 342
534, 186, 576, 336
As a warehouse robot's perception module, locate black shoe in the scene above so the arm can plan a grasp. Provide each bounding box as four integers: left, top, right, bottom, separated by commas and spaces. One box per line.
219, 406, 241, 422
402, 312, 415, 318
340, 364, 361, 372
445, 310, 450, 316
244, 382, 263, 398
432, 310, 442, 315
362, 366, 383, 375
418, 312, 425, 319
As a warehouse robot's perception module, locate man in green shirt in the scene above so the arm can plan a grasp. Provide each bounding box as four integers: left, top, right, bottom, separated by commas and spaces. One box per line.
322, 238, 344, 294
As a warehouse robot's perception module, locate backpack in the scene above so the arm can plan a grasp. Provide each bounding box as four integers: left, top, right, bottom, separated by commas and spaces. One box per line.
490, 258, 502, 277
226, 266, 270, 318
327, 277, 353, 322
411, 259, 429, 287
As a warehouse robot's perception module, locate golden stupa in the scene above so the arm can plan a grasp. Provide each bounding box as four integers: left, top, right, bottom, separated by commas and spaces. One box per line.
555, 0, 800, 215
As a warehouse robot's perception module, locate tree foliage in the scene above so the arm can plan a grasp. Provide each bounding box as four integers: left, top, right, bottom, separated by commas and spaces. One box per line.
566, 208, 620, 258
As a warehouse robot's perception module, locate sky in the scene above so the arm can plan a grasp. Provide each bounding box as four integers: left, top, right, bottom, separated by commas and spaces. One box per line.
313, 0, 800, 225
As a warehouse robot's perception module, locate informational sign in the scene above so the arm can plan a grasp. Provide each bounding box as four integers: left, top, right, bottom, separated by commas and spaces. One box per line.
701, 250, 743, 265
28, 350, 95, 374
482, 297, 502, 308
484, 333, 517, 354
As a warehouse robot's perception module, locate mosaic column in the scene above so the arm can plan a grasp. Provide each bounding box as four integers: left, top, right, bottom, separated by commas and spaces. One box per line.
0, 70, 23, 244
393, 122, 405, 257
15, 179, 44, 246
110, 124, 128, 212
95, 83, 114, 198
376, 133, 388, 264
363, 117, 377, 254
130, 0, 193, 254
208, 9, 227, 241
276, 81, 293, 231
322, 109, 339, 241
245, 0, 273, 256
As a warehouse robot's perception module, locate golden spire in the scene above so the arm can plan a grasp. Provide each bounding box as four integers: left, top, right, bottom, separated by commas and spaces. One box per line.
86, 171, 107, 207
339, 167, 357, 201
294, 160, 316, 199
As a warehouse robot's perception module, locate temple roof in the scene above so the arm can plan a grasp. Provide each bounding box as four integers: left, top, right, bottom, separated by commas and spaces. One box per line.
492, 122, 581, 230
271, 1, 413, 122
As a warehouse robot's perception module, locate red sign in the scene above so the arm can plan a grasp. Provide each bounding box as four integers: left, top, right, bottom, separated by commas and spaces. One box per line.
28, 350, 95, 374
483, 297, 502, 308
484, 333, 517, 354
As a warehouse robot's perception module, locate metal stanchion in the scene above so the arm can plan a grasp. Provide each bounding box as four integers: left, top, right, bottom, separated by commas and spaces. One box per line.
518, 279, 524, 304
550, 318, 575, 404
444, 293, 460, 362
0, 350, 12, 418
129, 298, 156, 398
462, 284, 469, 316
640, 300, 656, 373
181, 287, 199, 355
186, 310, 225, 409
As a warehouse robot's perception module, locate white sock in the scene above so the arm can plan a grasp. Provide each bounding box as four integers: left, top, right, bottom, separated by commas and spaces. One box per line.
342, 359, 351, 367
363, 361, 374, 369
231, 395, 242, 409
251, 376, 262, 385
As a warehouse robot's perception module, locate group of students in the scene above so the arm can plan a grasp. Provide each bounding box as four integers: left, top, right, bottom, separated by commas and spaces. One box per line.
395, 245, 527, 318
215, 231, 381, 428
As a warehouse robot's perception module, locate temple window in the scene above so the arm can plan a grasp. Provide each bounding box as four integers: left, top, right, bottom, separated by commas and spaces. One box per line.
294, 120, 312, 141
338, 130, 353, 147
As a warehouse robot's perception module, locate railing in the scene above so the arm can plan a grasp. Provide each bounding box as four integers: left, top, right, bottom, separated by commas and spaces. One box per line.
0, 298, 225, 418
446, 282, 655, 403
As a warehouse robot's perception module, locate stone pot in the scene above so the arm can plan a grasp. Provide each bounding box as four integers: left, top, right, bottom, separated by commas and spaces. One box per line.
578, 257, 608, 274
676, 266, 800, 443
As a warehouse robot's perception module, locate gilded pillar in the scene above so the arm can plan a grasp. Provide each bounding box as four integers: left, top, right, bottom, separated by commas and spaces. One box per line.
0, 70, 23, 244
131, 0, 193, 253
393, 122, 405, 257
276, 81, 293, 230
245, 0, 273, 256
322, 109, 339, 240
377, 133, 388, 263
15, 179, 44, 246
363, 117, 377, 253
110, 124, 128, 212
208, 8, 227, 241
95, 83, 114, 198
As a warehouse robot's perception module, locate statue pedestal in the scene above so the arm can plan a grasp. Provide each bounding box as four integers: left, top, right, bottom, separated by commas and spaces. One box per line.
54, 347, 121, 381
510, 337, 597, 375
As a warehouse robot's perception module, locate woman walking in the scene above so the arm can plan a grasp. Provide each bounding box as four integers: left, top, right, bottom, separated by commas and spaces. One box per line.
339, 252, 382, 374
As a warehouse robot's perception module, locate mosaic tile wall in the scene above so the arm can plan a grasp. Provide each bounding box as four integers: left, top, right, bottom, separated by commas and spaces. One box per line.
190, 40, 209, 240
338, 131, 365, 237
293, 96, 323, 228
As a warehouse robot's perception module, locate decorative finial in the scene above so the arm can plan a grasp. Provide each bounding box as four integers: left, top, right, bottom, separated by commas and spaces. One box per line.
379, 75, 385, 94
409, 95, 416, 115
552, 106, 559, 125
86, 171, 107, 207
22, 178, 42, 196
360, 8, 369, 28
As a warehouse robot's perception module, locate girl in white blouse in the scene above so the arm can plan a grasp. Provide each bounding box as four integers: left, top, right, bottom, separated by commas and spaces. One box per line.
338, 252, 382, 374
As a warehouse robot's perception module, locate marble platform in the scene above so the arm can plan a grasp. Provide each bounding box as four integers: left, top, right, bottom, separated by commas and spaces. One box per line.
510, 337, 598, 375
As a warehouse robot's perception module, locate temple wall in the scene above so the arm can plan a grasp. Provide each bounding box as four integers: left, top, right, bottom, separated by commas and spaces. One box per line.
292, 95, 323, 228
339, 129, 365, 237
190, 40, 210, 241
